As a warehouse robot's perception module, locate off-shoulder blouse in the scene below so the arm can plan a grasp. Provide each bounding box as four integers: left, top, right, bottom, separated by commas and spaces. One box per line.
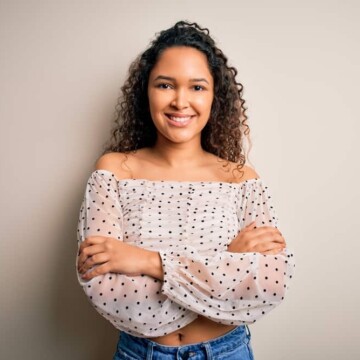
76, 170, 295, 338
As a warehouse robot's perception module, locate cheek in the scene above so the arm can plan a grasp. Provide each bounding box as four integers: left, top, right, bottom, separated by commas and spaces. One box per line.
195, 94, 213, 113
147, 91, 157, 112
148, 91, 171, 112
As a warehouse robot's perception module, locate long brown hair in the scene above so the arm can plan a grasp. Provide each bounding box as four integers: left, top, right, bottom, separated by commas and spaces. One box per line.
102, 20, 252, 177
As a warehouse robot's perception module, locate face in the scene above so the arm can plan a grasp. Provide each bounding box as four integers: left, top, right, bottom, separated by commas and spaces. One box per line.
147, 46, 214, 145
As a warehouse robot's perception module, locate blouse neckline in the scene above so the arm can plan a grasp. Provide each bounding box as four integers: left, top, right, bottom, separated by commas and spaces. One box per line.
94, 169, 262, 188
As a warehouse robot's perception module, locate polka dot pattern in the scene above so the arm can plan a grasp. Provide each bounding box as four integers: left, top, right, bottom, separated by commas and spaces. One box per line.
76, 170, 295, 338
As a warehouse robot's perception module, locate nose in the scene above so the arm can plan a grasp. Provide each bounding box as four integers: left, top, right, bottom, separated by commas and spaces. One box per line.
170, 88, 189, 110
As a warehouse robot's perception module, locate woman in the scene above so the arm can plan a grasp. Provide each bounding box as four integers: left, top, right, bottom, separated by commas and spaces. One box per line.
76, 21, 295, 360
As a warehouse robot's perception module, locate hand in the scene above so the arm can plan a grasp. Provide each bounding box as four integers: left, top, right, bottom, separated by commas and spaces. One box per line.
227, 221, 286, 255
77, 236, 155, 280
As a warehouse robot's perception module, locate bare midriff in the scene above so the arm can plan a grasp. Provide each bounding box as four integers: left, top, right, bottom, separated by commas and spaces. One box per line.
148, 316, 238, 346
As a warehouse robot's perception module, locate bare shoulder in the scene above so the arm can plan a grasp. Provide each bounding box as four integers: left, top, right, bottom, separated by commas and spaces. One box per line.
228, 162, 260, 183
95, 152, 133, 179
241, 164, 260, 180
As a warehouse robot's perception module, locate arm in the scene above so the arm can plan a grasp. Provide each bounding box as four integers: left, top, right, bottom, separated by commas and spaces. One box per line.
78, 153, 163, 280
78, 236, 163, 280
76, 169, 195, 337
157, 179, 295, 325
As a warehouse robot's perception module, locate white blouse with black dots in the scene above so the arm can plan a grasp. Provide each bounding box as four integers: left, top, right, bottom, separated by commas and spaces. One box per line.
76, 170, 295, 338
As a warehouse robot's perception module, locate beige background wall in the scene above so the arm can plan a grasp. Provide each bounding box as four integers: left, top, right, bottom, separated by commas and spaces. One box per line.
1, 0, 359, 359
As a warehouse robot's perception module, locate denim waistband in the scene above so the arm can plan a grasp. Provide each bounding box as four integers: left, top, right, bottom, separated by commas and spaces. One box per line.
118, 324, 251, 359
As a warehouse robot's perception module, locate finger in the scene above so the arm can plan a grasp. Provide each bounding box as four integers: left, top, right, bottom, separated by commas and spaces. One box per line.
265, 232, 286, 245
261, 247, 284, 255
79, 253, 110, 274
249, 228, 286, 245
245, 221, 257, 228
267, 248, 284, 255
240, 222, 256, 233
82, 263, 111, 280
79, 236, 107, 253
256, 240, 286, 253
78, 244, 104, 267
250, 226, 282, 236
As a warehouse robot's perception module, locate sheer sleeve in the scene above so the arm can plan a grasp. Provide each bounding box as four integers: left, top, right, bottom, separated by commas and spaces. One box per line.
76, 170, 197, 337
158, 179, 295, 325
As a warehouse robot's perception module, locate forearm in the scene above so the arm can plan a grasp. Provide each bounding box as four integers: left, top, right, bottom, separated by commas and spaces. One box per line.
158, 245, 295, 323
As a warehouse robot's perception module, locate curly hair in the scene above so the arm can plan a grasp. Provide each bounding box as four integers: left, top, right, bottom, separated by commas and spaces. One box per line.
102, 20, 252, 176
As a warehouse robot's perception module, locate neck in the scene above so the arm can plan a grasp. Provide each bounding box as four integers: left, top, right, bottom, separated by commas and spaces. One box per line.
150, 138, 208, 168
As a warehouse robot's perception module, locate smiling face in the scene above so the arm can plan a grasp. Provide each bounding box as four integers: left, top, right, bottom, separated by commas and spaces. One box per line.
147, 46, 214, 146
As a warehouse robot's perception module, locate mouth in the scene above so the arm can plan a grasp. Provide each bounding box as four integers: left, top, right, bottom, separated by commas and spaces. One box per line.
165, 113, 195, 127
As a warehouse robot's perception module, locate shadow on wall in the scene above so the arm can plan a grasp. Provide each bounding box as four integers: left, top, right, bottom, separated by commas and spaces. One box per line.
50, 182, 118, 359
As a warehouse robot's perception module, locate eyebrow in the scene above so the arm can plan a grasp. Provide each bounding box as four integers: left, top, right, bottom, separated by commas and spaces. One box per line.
153, 75, 210, 85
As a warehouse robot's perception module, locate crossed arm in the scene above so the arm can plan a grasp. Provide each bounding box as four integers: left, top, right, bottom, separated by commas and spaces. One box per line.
76, 169, 294, 331
77, 220, 286, 281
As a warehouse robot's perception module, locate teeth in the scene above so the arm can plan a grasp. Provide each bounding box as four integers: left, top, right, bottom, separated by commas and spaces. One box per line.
169, 116, 192, 122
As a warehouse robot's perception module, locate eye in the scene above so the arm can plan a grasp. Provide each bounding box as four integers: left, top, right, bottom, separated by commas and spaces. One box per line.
156, 83, 172, 89
193, 85, 205, 91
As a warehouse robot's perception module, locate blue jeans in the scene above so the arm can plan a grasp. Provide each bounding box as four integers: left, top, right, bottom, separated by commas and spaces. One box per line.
113, 325, 255, 359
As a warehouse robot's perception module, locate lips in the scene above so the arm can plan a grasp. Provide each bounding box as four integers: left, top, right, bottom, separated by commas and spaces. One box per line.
165, 113, 195, 127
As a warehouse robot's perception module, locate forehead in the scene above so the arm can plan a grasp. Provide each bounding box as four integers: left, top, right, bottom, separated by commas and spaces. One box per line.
150, 46, 213, 80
